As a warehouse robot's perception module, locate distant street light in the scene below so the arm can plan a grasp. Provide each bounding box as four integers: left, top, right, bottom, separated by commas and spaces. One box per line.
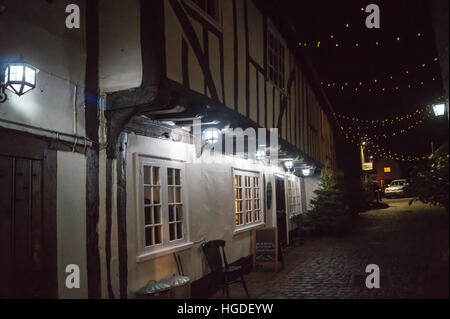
432, 103, 445, 117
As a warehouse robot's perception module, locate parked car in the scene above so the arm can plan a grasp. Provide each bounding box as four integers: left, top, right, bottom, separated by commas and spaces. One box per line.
384, 179, 410, 198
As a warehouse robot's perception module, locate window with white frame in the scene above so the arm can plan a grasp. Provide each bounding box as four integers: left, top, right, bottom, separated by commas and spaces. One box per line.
268, 31, 286, 90
137, 157, 188, 256
234, 169, 263, 229
188, 0, 221, 23
287, 176, 302, 217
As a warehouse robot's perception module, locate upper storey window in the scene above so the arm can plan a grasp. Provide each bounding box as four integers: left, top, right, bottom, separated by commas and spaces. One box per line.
190, 0, 220, 22
268, 31, 286, 90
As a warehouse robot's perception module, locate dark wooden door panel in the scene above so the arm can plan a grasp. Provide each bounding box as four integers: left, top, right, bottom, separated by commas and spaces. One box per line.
13, 158, 32, 298
0, 155, 49, 298
0, 156, 14, 298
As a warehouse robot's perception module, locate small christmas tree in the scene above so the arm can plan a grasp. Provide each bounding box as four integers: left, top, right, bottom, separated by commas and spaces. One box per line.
307, 172, 353, 234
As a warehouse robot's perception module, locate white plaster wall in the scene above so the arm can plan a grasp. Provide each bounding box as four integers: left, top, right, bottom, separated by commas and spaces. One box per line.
99, 0, 142, 93
0, 0, 86, 136
56, 151, 88, 299
124, 134, 283, 296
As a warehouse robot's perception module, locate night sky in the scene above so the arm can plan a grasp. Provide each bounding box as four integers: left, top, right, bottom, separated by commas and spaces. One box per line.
264, 0, 448, 175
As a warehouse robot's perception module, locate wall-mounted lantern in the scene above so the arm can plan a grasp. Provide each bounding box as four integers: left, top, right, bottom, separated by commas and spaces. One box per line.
1, 62, 38, 103
256, 149, 266, 161
203, 128, 221, 145
432, 103, 445, 117
283, 160, 294, 172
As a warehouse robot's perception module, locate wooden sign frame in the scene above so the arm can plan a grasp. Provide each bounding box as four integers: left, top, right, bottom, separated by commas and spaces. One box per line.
253, 226, 279, 272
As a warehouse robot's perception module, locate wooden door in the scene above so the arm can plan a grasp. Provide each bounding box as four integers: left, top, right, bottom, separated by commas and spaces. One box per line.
275, 175, 287, 247
0, 130, 57, 299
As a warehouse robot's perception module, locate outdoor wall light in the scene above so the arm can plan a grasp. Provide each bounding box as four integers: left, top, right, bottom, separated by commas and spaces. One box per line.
284, 160, 294, 170
203, 128, 221, 145
4, 63, 38, 96
432, 103, 445, 117
1, 63, 38, 102
256, 149, 266, 161
302, 168, 312, 176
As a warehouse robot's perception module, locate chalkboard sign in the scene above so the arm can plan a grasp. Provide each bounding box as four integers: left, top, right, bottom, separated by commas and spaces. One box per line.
253, 227, 279, 272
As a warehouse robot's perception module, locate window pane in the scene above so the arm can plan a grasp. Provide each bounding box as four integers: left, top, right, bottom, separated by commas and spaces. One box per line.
155, 226, 162, 244
145, 227, 153, 247
153, 186, 160, 204
167, 168, 174, 185
169, 205, 174, 222
144, 206, 151, 225
168, 186, 174, 203
144, 166, 151, 185
169, 224, 175, 241
144, 186, 152, 204
153, 206, 161, 224
153, 167, 160, 185
175, 169, 181, 185
175, 187, 181, 203
176, 223, 183, 240
176, 205, 183, 221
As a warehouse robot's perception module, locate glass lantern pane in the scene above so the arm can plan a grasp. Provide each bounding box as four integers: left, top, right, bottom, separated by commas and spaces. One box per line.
22, 85, 33, 94
10, 65, 24, 82
25, 66, 36, 85
10, 84, 22, 94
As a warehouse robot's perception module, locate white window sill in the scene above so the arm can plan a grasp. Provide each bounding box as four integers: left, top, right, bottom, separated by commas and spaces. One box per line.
234, 222, 265, 236
136, 242, 194, 263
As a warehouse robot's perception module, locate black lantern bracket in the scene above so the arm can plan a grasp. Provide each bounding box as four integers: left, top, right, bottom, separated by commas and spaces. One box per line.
0, 80, 7, 103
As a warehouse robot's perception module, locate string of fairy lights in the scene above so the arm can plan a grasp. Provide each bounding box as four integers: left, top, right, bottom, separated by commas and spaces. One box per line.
341, 131, 430, 162
334, 105, 432, 127
295, 7, 442, 162
320, 58, 440, 94
299, 31, 429, 50
337, 106, 436, 162
298, 8, 430, 50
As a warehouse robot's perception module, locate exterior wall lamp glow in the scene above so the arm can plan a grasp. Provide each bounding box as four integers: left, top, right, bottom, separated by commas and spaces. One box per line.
256, 149, 266, 161
433, 103, 445, 117
203, 128, 221, 145
283, 160, 294, 171
1, 63, 38, 103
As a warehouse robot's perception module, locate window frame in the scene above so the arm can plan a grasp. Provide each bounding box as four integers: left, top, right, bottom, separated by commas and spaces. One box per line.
184, 0, 223, 30
267, 29, 287, 92
135, 155, 192, 262
233, 168, 265, 234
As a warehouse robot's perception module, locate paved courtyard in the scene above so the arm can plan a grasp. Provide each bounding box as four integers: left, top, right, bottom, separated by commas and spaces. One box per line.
213, 198, 449, 299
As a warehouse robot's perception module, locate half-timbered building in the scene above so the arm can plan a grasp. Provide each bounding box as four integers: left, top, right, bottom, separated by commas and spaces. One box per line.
0, 0, 338, 298
99, 0, 338, 298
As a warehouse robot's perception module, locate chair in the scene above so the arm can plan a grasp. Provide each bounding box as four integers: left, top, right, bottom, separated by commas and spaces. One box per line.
293, 214, 316, 246
202, 240, 250, 298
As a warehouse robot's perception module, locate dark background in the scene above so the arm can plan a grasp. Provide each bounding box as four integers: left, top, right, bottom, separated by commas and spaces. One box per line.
263, 0, 448, 176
